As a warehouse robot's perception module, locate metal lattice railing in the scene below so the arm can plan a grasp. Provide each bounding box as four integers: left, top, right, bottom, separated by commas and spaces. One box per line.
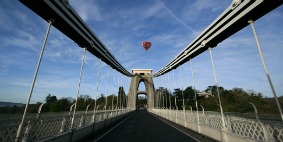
0, 109, 131, 142
151, 109, 283, 142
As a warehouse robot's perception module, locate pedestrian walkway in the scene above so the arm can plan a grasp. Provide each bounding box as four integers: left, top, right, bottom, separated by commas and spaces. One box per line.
83, 110, 200, 142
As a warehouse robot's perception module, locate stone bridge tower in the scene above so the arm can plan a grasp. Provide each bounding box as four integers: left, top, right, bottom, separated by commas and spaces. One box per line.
127, 69, 155, 110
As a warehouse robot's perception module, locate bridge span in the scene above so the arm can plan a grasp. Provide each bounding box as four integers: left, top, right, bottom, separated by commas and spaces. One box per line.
2, 0, 283, 142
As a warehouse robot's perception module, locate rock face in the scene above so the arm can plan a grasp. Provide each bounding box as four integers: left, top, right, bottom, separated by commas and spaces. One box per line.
127, 70, 155, 110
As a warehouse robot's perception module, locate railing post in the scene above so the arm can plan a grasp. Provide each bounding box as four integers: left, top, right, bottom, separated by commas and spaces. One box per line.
226, 114, 232, 132
182, 106, 187, 126
22, 121, 33, 142
200, 105, 204, 115
69, 103, 75, 116
86, 104, 90, 115
37, 102, 46, 119
200, 105, 208, 125
61, 103, 75, 132
261, 122, 272, 142
170, 106, 174, 117
112, 69, 116, 111
189, 106, 192, 114
23, 102, 46, 142
249, 102, 259, 122
82, 104, 90, 126
248, 102, 272, 141
188, 105, 195, 123
60, 117, 67, 133
15, 18, 54, 142
103, 106, 106, 120
176, 107, 178, 124
79, 114, 84, 127
93, 105, 100, 123
117, 107, 119, 116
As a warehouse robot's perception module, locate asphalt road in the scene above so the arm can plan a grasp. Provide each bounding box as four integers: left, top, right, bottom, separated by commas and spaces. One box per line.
82, 110, 216, 142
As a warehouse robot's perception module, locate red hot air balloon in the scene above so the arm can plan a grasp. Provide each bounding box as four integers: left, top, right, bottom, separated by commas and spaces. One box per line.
142, 42, 151, 52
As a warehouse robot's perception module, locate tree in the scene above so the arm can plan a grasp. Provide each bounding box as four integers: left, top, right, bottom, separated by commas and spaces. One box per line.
59, 97, 71, 111
183, 86, 196, 101
137, 95, 147, 108
96, 94, 106, 110
67, 97, 75, 104
49, 101, 62, 112
117, 87, 126, 108
11, 105, 18, 114
205, 85, 224, 98
174, 88, 182, 98
45, 94, 57, 103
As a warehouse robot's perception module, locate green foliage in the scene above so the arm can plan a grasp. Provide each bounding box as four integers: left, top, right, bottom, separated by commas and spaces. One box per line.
0, 107, 9, 114
49, 101, 62, 112
183, 86, 196, 99
11, 105, 18, 114
45, 94, 57, 103
117, 87, 127, 108
156, 85, 279, 114
104, 95, 117, 109
192, 86, 278, 114
137, 95, 147, 105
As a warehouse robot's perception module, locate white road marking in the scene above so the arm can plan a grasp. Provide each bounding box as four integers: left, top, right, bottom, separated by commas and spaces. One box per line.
151, 112, 201, 142
94, 112, 136, 142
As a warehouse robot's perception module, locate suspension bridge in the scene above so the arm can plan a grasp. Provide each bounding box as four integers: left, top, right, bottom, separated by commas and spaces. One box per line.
1, 0, 283, 141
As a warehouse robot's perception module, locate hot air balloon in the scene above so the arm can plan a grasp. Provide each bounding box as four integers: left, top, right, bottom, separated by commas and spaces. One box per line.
142, 42, 151, 52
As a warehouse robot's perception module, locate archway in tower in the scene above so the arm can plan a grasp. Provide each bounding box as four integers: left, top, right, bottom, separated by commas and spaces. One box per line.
137, 94, 147, 110
138, 79, 146, 91
137, 80, 147, 110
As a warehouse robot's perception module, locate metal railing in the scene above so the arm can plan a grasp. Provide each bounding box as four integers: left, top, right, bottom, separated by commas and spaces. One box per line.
0, 109, 132, 142
151, 108, 283, 142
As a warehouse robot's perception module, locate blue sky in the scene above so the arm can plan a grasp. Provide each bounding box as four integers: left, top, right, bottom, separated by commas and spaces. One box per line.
0, 0, 283, 104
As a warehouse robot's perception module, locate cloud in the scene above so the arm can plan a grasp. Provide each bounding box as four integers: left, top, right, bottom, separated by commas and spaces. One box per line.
140, 1, 164, 20
122, 60, 143, 68
158, 1, 196, 33
0, 56, 20, 76
69, 0, 102, 22
181, 0, 230, 23
1, 29, 41, 51
212, 6, 222, 12
0, 7, 14, 30
133, 25, 145, 31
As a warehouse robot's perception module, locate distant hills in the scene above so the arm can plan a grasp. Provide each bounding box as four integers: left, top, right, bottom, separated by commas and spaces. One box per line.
0, 101, 24, 107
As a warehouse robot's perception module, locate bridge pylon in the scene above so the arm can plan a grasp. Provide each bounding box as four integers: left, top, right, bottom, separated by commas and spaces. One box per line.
127, 69, 155, 110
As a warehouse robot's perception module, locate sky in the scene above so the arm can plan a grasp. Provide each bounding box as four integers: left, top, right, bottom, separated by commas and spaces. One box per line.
0, 0, 283, 104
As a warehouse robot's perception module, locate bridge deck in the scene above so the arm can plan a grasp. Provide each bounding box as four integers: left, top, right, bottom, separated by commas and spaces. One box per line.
83, 110, 212, 142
